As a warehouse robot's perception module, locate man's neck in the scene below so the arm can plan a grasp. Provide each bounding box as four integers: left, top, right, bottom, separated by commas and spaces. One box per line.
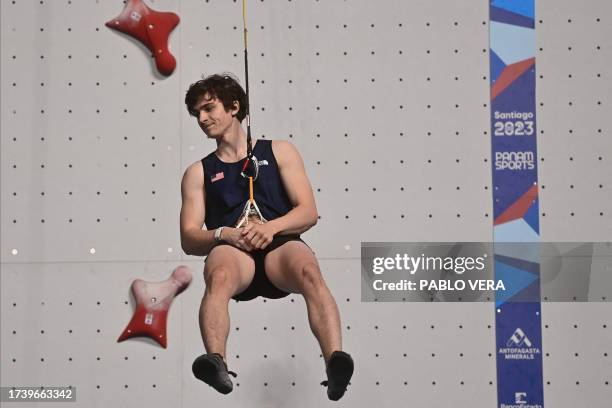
215, 123, 251, 161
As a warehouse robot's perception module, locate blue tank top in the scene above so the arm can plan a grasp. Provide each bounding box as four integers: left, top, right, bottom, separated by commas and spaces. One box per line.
202, 139, 294, 229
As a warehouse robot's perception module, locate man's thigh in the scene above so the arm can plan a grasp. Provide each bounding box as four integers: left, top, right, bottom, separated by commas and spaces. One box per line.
264, 240, 321, 294
205, 244, 256, 296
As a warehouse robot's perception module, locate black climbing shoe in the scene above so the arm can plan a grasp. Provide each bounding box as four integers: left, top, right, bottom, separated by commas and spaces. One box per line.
321, 351, 354, 401
192, 353, 237, 394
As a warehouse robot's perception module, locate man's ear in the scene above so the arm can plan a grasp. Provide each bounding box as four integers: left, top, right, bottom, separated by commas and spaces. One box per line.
231, 101, 240, 117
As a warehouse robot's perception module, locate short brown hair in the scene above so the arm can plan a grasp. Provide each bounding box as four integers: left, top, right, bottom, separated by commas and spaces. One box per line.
184, 73, 247, 122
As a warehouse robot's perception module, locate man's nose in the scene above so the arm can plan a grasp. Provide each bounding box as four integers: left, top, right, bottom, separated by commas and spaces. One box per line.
198, 110, 209, 123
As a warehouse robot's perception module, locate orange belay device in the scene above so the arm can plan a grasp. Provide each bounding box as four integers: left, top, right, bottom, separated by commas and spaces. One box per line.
235, 176, 267, 228
117, 265, 192, 348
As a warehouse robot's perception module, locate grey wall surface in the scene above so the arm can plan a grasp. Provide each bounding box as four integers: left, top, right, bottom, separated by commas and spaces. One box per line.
1, 0, 610, 407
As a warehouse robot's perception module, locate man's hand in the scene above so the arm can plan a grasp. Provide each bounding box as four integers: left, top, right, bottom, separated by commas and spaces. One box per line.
241, 223, 277, 250
222, 227, 255, 252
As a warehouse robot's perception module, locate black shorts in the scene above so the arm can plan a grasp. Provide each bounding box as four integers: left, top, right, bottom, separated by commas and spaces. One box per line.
211, 234, 309, 302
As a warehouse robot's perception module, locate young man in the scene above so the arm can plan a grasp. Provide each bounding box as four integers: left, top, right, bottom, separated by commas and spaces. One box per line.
180, 74, 354, 400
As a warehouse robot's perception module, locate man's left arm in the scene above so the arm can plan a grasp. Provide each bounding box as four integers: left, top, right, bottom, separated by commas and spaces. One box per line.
242, 140, 318, 249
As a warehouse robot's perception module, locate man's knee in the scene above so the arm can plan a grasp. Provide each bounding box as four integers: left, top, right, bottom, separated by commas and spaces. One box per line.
204, 266, 236, 295
299, 262, 325, 292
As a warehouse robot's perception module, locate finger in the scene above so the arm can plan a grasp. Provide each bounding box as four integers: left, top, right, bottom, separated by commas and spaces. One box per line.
253, 236, 263, 249
241, 225, 252, 235
240, 238, 253, 251
235, 239, 244, 250
259, 235, 272, 249
249, 236, 260, 250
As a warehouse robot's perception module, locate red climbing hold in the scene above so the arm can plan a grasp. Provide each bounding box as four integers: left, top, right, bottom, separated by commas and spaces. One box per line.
106, 0, 179, 76
118, 266, 192, 348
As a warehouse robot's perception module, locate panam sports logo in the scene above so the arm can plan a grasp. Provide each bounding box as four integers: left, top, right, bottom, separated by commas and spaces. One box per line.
495, 151, 535, 171
498, 328, 541, 360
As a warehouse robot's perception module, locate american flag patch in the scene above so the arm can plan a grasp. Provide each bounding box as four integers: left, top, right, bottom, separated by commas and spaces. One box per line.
211, 172, 224, 182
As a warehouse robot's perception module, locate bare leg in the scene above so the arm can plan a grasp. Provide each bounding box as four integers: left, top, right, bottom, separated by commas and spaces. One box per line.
263, 241, 354, 401
199, 280, 233, 360
264, 242, 343, 364
300, 264, 342, 364
199, 246, 255, 362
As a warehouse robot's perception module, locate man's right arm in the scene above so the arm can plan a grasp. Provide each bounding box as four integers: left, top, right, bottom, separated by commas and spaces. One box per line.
180, 162, 219, 256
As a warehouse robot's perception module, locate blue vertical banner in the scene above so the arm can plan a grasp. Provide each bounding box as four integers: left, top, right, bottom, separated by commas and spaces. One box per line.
489, 1, 544, 407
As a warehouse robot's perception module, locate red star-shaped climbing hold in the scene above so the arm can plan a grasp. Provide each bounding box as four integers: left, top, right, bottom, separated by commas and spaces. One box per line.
106, 0, 180, 76
118, 265, 192, 348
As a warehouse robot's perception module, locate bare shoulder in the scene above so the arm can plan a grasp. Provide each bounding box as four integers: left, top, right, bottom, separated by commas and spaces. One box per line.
180, 160, 206, 234
181, 160, 204, 190
271, 139, 302, 167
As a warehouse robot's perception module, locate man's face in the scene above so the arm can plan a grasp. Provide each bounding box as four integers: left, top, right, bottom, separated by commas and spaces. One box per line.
193, 93, 238, 138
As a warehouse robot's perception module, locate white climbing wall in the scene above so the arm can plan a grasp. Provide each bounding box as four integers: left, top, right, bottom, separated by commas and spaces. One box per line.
1, 0, 610, 407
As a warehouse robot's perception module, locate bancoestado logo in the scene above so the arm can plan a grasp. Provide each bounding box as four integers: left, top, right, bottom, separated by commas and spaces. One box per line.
495, 151, 535, 170
499, 392, 543, 408
498, 328, 541, 360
